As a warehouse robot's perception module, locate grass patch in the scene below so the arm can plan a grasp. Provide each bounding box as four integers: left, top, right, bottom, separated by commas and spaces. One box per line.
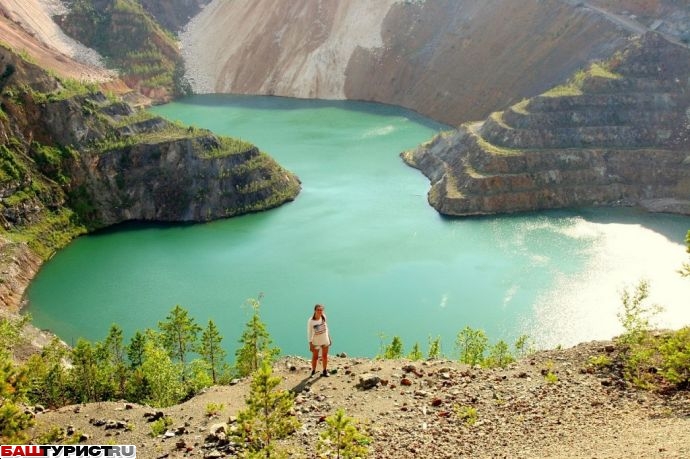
201, 136, 255, 159
511, 99, 530, 115
542, 61, 620, 98
6, 208, 86, 260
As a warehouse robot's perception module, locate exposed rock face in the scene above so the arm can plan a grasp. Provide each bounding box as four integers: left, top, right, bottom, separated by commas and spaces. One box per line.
403, 34, 690, 216
0, 237, 41, 313
182, 0, 636, 125
72, 137, 299, 226
0, 45, 300, 312
138, 0, 213, 32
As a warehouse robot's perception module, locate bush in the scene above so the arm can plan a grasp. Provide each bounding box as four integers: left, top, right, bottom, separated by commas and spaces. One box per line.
317, 408, 370, 458
232, 362, 300, 457
658, 327, 690, 387
485, 340, 514, 368
427, 335, 442, 359
454, 405, 478, 426
381, 336, 404, 359
407, 342, 423, 361
455, 327, 488, 366
234, 296, 280, 378
149, 416, 173, 437
0, 357, 33, 443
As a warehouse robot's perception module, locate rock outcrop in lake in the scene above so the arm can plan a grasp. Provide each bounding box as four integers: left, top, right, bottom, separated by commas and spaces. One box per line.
0, 44, 299, 309
403, 34, 690, 216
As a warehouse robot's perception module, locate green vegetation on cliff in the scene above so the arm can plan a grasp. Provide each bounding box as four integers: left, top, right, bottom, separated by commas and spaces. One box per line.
57, 0, 190, 99
0, 45, 299, 260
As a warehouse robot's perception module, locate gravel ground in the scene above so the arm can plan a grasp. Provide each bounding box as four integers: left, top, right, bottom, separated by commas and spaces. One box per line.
32, 340, 690, 458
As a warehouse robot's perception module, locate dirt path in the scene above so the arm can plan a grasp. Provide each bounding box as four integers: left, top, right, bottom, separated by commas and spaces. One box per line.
576, 1, 688, 48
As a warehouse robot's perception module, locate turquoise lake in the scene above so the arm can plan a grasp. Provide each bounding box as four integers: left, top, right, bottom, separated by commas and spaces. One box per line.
26, 95, 690, 358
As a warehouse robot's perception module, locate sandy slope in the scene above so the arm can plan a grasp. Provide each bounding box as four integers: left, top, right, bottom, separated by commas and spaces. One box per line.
179, 0, 637, 126
0, 0, 115, 82
180, 0, 398, 97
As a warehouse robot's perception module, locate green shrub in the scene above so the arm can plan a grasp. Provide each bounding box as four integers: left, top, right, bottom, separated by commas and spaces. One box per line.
205, 403, 224, 418
234, 295, 280, 378
616, 280, 662, 346
407, 342, 423, 361
427, 335, 442, 359
587, 354, 613, 368
485, 340, 514, 368
455, 326, 488, 366
658, 327, 690, 387
149, 416, 172, 437
317, 408, 370, 458
381, 336, 404, 359
454, 405, 478, 426
232, 362, 300, 457
0, 357, 33, 443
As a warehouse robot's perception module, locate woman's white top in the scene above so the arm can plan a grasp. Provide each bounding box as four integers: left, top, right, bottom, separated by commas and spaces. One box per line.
307, 316, 330, 346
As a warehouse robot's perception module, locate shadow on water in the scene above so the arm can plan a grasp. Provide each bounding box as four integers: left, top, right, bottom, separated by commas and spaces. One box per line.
85, 220, 198, 238
438, 206, 690, 243
575, 207, 690, 243
171, 94, 451, 131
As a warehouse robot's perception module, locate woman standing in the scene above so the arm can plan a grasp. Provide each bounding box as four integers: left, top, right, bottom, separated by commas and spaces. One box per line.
307, 304, 331, 377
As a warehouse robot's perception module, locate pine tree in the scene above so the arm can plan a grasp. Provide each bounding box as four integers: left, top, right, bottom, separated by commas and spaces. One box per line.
235, 296, 280, 378
198, 320, 226, 384
407, 342, 423, 361
456, 326, 488, 366
0, 314, 29, 359
317, 408, 370, 459
24, 337, 70, 408
382, 336, 404, 359
70, 339, 99, 402
140, 340, 184, 407
127, 330, 146, 368
158, 305, 201, 367
0, 357, 33, 444
485, 340, 514, 368
102, 324, 128, 397
427, 335, 442, 360
233, 362, 300, 458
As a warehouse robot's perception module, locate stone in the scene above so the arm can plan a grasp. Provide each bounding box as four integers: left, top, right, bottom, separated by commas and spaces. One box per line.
357, 373, 381, 390
209, 423, 228, 436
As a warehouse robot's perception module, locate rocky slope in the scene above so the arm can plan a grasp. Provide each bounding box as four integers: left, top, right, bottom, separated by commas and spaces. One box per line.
182, 0, 643, 126
31, 342, 690, 458
0, 44, 299, 313
0, 0, 118, 84
55, 0, 189, 102
138, 0, 212, 33
403, 33, 690, 217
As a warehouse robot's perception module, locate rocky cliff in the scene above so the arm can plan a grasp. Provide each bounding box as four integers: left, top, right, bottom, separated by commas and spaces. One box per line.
138, 0, 212, 33
403, 34, 690, 216
56, 0, 190, 102
182, 0, 641, 126
0, 44, 300, 310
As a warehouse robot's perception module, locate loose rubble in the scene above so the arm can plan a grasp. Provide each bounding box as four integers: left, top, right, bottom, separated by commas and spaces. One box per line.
32, 341, 690, 458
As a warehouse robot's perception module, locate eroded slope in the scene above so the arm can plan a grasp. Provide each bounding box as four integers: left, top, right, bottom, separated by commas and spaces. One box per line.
403, 34, 690, 216
182, 0, 637, 125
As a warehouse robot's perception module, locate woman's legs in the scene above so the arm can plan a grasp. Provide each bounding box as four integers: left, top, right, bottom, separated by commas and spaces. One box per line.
311, 347, 320, 373
321, 346, 329, 373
